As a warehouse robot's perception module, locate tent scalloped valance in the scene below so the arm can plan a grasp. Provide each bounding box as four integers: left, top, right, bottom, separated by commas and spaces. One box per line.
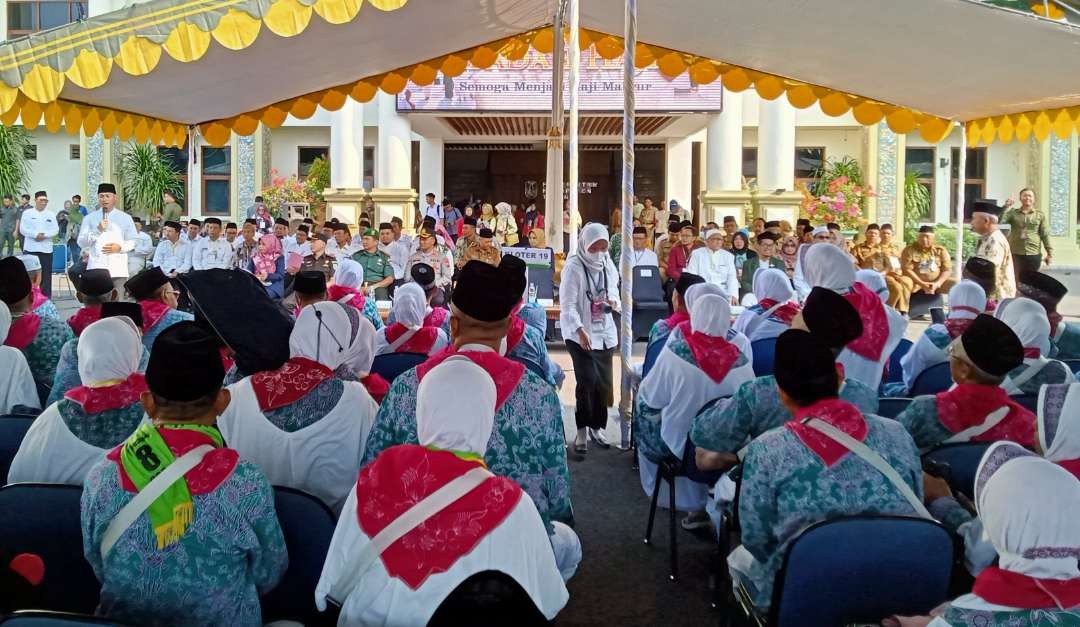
0, 0, 408, 104
966, 106, 1080, 145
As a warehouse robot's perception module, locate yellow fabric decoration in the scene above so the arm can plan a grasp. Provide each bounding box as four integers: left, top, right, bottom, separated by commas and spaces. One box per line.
66, 49, 113, 89
163, 21, 212, 62
21, 64, 65, 104
264, 0, 313, 37
312, 0, 362, 25
116, 36, 162, 76
212, 9, 262, 50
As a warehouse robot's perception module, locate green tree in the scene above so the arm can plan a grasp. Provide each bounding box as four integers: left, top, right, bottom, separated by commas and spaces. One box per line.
0, 126, 34, 200
118, 142, 184, 220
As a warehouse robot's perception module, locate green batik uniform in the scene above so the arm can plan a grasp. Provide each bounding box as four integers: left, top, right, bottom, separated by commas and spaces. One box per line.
351, 249, 394, 300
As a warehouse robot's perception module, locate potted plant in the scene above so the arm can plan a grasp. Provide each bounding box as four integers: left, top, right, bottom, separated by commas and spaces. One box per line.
799, 156, 874, 233
117, 142, 183, 223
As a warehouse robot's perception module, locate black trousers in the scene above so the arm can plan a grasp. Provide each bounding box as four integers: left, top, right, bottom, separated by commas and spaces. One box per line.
29, 251, 52, 298
1012, 254, 1042, 281
565, 339, 614, 430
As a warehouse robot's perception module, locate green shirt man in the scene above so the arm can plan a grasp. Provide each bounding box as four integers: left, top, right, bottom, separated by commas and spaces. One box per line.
739, 232, 787, 295
1001, 189, 1053, 260
352, 228, 394, 300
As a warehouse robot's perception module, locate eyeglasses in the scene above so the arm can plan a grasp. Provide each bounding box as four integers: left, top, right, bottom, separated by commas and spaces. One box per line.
164, 289, 181, 298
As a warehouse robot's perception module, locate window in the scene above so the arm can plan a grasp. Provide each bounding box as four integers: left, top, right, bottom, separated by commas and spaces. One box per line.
160, 146, 189, 214
202, 147, 231, 216
23, 145, 37, 160
950, 147, 987, 222
6, 1, 86, 37
742, 147, 757, 179
69, 144, 80, 160
363, 146, 375, 190
905, 147, 935, 202
794, 147, 826, 185
297, 146, 327, 180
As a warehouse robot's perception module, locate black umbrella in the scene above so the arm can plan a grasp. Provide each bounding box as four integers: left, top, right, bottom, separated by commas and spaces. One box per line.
178, 269, 293, 376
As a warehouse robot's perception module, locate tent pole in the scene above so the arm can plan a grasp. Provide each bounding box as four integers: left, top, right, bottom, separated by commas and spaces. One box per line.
567, 0, 580, 254
618, 0, 636, 444
547, 1, 565, 254
955, 123, 966, 278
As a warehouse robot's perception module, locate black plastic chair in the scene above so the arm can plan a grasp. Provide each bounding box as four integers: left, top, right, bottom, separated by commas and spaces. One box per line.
0, 416, 34, 485
428, 570, 550, 626
875, 397, 913, 419
1063, 359, 1080, 376
370, 352, 428, 383
909, 292, 945, 319
744, 516, 953, 626
0, 485, 99, 614
262, 487, 337, 626
641, 338, 666, 379
886, 339, 913, 384
750, 338, 777, 377
909, 362, 953, 396
923, 442, 993, 499
631, 266, 668, 341
0, 611, 130, 626
1012, 393, 1039, 412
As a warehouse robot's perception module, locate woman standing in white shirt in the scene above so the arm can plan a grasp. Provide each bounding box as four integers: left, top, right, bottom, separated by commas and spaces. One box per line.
559, 223, 621, 454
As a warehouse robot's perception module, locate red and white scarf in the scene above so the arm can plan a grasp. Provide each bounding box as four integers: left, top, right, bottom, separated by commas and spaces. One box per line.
786, 398, 868, 467
842, 282, 890, 362
416, 347, 524, 412
139, 300, 173, 332
505, 304, 526, 352
30, 287, 49, 311
65, 374, 147, 414
249, 357, 334, 412
425, 307, 449, 330
675, 320, 740, 383
384, 323, 441, 355
355, 445, 522, 589
973, 566, 1080, 610
4, 314, 41, 350
109, 426, 238, 495
328, 284, 365, 312
361, 373, 390, 404
936, 383, 1035, 447
68, 306, 102, 337
756, 298, 801, 325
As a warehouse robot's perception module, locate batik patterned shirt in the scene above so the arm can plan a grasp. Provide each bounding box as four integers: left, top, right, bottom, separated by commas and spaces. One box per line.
22, 316, 75, 405
936, 600, 1080, 626
738, 416, 922, 607
690, 375, 879, 454
81, 458, 288, 627
362, 368, 573, 532
262, 378, 344, 432
58, 399, 145, 448
33, 298, 60, 321
506, 324, 561, 387
48, 340, 150, 406
141, 309, 194, 353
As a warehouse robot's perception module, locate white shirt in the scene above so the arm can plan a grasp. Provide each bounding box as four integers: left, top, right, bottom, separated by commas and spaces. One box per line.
152, 238, 192, 275
558, 255, 621, 350
686, 247, 739, 298
77, 208, 137, 278
192, 236, 236, 270
838, 304, 908, 389
422, 202, 444, 225
0, 346, 38, 414
18, 208, 59, 254
627, 247, 659, 268
379, 240, 409, 279
8, 401, 116, 486
128, 231, 155, 275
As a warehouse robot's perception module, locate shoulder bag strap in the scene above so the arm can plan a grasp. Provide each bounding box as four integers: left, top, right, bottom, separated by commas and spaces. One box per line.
100, 444, 214, 559
942, 406, 1011, 444
326, 466, 493, 606
1002, 357, 1048, 394
805, 419, 932, 519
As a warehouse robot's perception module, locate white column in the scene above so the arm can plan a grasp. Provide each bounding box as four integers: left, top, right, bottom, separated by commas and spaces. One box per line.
666, 137, 693, 208
706, 90, 743, 190
376, 92, 412, 189
330, 100, 364, 189
757, 97, 796, 192
419, 138, 444, 202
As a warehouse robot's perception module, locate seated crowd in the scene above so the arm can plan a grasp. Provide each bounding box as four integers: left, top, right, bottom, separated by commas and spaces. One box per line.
0, 203, 1079, 625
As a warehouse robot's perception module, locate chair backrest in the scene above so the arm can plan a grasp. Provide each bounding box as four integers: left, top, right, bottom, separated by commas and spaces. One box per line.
51, 245, 67, 272
641, 338, 666, 379
1064, 359, 1080, 376
923, 442, 993, 499
428, 570, 548, 627
370, 352, 428, 383
750, 337, 778, 377
887, 339, 913, 384
0, 610, 129, 626
0, 485, 99, 614
770, 516, 953, 627
909, 362, 953, 396
875, 397, 913, 419
261, 487, 337, 625
631, 266, 664, 303
1012, 394, 1038, 412
0, 416, 34, 485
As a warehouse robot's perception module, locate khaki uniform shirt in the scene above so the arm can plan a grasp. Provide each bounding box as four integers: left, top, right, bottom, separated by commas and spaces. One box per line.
299, 252, 336, 279
900, 243, 952, 283
1001, 208, 1053, 256
455, 234, 479, 267
406, 248, 453, 288
656, 237, 676, 281
461, 242, 503, 268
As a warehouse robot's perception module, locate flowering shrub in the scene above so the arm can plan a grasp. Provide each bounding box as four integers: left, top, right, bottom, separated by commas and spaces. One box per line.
260, 168, 313, 217
798, 161, 875, 231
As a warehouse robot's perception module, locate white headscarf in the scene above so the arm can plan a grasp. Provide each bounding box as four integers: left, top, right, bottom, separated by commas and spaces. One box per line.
576, 222, 610, 271
752, 268, 794, 304
290, 301, 352, 371
803, 243, 855, 293
77, 317, 142, 387
975, 442, 1080, 583
684, 282, 725, 312
495, 202, 512, 216
854, 269, 889, 303
392, 283, 427, 328
947, 280, 986, 320
339, 302, 377, 377
998, 296, 1052, 356
0, 301, 10, 343
333, 259, 365, 290
417, 356, 497, 454
1038, 383, 1080, 464
690, 294, 731, 337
